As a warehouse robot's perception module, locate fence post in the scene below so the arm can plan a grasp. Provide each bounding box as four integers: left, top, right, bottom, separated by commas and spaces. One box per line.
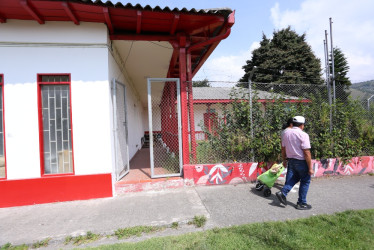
248, 80, 254, 162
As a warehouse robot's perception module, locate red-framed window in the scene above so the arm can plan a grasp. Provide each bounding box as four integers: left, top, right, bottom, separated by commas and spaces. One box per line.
0, 74, 6, 179
37, 74, 74, 176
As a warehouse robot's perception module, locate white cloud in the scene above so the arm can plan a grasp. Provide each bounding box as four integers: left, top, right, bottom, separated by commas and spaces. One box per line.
270, 0, 374, 83
194, 42, 259, 86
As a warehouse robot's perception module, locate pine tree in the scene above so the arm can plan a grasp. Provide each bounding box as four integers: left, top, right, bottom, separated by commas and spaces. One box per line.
329, 47, 351, 101
238, 27, 323, 88
330, 47, 351, 86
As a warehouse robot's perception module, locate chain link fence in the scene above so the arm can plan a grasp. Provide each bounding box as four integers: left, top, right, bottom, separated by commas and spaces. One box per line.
189, 82, 374, 164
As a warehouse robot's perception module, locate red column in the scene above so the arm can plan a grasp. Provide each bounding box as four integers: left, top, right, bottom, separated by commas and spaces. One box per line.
187, 52, 197, 162
179, 44, 190, 165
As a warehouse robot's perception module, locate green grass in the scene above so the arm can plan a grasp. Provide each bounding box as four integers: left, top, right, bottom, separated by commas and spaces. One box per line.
188, 215, 207, 228
171, 222, 179, 229
114, 226, 163, 240
63, 231, 101, 246
0, 243, 28, 250
31, 238, 51, 248
87, 209, 374, 250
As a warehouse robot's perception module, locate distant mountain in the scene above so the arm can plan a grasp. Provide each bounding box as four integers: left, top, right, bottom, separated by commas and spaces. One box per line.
350, 80, 374, 100
351, 80, 374, 94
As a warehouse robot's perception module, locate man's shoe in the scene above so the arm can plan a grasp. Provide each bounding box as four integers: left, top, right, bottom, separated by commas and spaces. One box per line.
295, 202, 312, 210
276, 191, 287, 206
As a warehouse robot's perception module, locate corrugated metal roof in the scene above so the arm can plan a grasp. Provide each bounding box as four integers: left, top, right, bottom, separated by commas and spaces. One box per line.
193, 87, 300, 100
65, 0, 233, 16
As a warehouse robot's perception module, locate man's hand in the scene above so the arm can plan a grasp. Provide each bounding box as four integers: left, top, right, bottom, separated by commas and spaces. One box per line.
308, 168, 314, 176
303, 149, 313, 176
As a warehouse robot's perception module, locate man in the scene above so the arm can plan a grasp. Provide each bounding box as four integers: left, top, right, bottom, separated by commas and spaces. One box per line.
276, 116, 314, 210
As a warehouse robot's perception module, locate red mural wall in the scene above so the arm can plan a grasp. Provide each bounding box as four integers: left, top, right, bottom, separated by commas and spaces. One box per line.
184, 156, 374, 186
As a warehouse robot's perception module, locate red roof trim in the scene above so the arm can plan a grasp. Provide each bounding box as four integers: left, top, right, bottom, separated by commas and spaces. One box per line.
0, 0, 235, 79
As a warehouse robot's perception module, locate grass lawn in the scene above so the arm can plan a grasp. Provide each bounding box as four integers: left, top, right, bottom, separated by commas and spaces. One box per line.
88, 209, 374, 250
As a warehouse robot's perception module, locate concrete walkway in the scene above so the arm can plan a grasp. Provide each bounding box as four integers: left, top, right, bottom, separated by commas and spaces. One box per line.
0, 175, 373, 248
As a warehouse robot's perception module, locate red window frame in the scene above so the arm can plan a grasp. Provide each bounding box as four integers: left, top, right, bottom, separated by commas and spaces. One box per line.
0, 74, 6, 179
37, 73, 75, 177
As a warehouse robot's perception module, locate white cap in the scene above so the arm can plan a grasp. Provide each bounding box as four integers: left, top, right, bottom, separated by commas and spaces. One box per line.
293, 116, 305, 124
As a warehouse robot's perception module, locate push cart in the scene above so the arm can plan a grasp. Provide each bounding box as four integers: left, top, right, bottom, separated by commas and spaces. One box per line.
255, 163, 285, 197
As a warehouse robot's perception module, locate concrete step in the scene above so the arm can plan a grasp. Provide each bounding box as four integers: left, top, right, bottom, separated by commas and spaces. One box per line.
115, 177, 184, 194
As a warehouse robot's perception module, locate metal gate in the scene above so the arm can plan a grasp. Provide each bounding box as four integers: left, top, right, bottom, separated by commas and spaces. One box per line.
147, 78, 182, 178
112, 79, 130, 181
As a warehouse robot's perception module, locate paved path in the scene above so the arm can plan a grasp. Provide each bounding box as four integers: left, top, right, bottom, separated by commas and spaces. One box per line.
0, 175, 373, 248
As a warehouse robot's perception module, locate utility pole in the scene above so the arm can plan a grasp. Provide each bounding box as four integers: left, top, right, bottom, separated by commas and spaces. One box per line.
329, 17, 336, 103
324, 31, 331, 103
324, 30, 332, 133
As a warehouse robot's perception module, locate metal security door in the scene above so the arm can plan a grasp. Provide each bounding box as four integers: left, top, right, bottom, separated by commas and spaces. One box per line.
147, 78, 182, 178
112, 79, 130, 181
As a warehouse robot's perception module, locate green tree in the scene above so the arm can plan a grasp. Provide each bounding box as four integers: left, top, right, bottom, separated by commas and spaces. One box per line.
238, 27, 323, 88
330, 47, 351, 86
329, 47, 351, 101
193, 79, 211, 87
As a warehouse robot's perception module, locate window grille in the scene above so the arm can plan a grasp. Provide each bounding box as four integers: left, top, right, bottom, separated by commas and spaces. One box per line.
41, 75, 69, 83
39, 75, 73, 174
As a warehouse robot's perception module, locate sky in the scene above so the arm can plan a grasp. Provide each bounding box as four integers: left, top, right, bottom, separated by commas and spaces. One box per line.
121, 0, 374, 85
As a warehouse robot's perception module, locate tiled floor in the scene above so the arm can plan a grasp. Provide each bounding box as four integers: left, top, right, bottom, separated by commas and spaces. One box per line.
116, 148, 182, 185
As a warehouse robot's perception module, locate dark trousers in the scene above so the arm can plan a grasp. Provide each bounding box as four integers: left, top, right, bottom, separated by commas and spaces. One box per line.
281, 159, 311, 204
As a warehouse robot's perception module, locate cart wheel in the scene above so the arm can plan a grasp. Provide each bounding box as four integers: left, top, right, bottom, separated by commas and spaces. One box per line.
255, 182, 264, 191
264, 188, 271, 197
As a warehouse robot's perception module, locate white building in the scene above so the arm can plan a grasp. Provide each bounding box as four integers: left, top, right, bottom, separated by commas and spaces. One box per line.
0, 0, 234, 207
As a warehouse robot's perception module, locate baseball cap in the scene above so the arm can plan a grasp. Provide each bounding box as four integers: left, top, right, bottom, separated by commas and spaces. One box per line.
293, 116, 305, 124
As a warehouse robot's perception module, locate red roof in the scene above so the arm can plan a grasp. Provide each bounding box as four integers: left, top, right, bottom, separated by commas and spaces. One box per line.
0, 0, 235, 78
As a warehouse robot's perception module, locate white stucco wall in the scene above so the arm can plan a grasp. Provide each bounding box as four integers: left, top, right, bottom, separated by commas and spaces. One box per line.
0, 20, 113, 179
108, 47, 145, 161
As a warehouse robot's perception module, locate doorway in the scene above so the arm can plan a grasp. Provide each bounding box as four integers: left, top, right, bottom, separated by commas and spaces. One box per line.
112, 79, 130, 181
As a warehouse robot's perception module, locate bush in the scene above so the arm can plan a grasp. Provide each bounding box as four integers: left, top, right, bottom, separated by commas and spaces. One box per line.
199, 86, 374, 163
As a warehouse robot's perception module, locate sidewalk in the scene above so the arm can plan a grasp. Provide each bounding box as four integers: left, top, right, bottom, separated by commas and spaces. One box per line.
0, 175, 373, 248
